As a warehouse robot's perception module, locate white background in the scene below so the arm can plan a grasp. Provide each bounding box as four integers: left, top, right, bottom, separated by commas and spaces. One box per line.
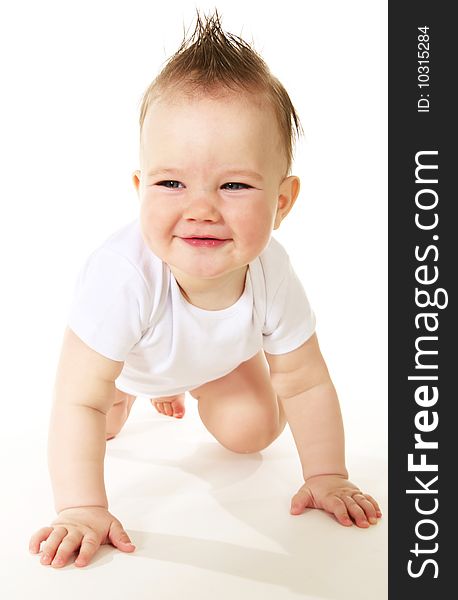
0, 2, 386, 594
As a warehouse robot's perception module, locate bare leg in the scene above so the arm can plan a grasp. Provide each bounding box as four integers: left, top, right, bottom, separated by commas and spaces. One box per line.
105, 388, 136, 440
189, 350, 287, 454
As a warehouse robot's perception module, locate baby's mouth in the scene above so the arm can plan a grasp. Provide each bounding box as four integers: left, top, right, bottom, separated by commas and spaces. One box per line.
185, 235, 227, 240
179, 236, 230, 247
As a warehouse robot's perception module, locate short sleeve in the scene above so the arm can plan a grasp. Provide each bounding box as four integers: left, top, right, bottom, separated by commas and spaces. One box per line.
67, 248, 151, 361
262, 258, 316, 355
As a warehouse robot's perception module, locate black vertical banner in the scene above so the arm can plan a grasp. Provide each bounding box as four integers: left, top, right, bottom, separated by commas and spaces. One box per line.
389, 1, 456, 597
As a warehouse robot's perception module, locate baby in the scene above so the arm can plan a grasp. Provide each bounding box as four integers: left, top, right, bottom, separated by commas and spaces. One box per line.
29, 11, 381, 569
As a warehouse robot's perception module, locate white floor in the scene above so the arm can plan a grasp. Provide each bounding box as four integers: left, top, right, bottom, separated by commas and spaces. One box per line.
2, 395, 387, 600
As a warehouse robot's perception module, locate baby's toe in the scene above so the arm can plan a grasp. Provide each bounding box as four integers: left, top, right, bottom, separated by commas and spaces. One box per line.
171, 399, 185, 418
151, 400, 164, 414
164, 402, 174, 417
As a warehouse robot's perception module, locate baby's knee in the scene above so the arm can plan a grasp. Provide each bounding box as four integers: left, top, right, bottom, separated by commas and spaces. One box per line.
105, 393, 135, 440
105, 412, 124, 440
220, 434, 273, 454
213, 418, 278, 454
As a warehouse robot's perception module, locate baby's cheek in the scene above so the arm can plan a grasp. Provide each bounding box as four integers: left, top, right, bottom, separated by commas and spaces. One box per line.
139, 211, 165, 249
140, 202, 169, 233
240, 210, 273, 243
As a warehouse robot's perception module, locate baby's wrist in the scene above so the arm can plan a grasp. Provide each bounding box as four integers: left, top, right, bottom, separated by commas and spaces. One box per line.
303, 471, 348, 483
56, 504, 109, 514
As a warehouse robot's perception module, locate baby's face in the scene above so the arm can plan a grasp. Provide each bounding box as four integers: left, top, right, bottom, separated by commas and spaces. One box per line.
133, 91, 298, 281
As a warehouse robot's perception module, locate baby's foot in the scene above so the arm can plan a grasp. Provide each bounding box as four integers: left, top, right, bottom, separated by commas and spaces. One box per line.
151, 394, 185, 419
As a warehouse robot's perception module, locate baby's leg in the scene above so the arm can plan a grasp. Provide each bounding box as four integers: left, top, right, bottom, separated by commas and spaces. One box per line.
150, 394, 185, 418
189, 350, 287, 454
105, 388, 136, 440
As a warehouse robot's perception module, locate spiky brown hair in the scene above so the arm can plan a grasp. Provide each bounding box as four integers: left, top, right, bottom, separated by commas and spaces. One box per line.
139, 9, 303, 175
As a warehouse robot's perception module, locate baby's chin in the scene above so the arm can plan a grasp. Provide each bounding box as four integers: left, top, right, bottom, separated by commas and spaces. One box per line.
170, 262, 236, 281
169, 255, 249, 282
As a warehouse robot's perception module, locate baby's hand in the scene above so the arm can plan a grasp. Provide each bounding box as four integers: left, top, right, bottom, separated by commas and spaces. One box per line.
29, 506, 135, 568
290, 474, 382, 528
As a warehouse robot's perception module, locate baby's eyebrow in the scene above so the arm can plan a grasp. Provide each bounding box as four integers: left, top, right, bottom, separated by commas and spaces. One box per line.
147, 168, 180, 178
223, 169, 264, 182
147, 167, 264, 182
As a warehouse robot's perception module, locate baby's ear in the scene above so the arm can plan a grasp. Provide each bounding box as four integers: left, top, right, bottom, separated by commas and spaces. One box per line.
132, 170, 141, 195
274, 176, 300, 229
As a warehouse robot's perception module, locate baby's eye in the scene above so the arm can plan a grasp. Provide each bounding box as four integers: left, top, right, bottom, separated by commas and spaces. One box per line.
156, 180, 184, 189
222, 182, 251, 191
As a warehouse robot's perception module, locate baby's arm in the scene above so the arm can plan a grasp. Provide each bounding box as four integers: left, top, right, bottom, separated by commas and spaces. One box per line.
265, 333, 382, 527
29, 327, 135, 567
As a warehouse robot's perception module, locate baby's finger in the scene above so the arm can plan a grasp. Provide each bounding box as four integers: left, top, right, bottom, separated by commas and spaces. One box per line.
342, 495, 369, 527
74, 533, 102, 568
108, 521, 136, 553
351, 493, 378, 524
323, 496, 353, 526
290, 487, 313, 515
155, 402, 164, 415
39, 526, 69, 565
50, 531, 85, 568
364, 493, 382, 516
29, 527, 54, 554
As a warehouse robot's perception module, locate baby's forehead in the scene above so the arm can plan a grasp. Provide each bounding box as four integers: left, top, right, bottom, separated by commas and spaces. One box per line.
139, 86, 287, 174
140, 89, 280, 144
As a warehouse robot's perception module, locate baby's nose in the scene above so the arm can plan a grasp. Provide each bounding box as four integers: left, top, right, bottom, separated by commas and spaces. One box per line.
183, 194, 220, 221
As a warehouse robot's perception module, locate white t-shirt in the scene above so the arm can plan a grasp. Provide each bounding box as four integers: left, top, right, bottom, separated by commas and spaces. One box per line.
67, 219, 316, 397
